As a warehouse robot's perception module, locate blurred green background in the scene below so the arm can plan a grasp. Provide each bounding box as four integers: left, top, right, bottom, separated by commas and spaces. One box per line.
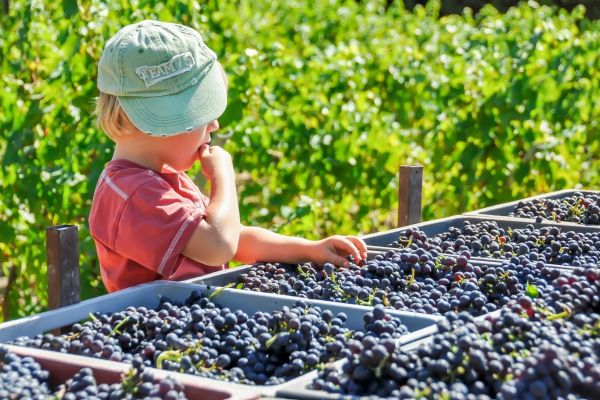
0, 0, 598, 320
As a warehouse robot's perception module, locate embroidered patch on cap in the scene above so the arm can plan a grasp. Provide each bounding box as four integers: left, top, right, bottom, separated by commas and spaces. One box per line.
135, 52, 196, 87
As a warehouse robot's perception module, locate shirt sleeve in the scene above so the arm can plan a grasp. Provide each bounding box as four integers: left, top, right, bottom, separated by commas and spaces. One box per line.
114, 179, 205, 278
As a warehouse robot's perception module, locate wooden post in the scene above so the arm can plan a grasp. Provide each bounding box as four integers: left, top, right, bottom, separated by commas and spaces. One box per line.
2, 0, 8, 14
46, 225, 80, 310
0, 264, 16, 321
398, 165, 423, 227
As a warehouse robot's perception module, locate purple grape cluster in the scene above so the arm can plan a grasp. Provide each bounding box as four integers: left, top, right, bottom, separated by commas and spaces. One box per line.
390, 221, 600, 266
497, 343, 598, 400
511, 192, 600, 225
539, 266, 600, 315
313, 306, 600, 399
0, 345, 186, 399
12, 292, 409, 386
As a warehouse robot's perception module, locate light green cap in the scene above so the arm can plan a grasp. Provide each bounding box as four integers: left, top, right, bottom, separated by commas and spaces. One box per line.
97, 20, 227, 136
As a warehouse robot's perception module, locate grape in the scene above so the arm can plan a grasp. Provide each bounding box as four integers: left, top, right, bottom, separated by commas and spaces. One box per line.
7, 219, 600, 395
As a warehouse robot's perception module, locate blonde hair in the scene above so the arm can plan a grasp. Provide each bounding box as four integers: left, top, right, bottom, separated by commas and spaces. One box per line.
95, 92, 141, 141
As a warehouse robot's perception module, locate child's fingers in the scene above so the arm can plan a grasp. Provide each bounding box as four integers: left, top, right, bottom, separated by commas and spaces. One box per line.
332, 236, 363, 264
329, 254, 350, 268
198, 143, 210, 158
346, 236, 368, 259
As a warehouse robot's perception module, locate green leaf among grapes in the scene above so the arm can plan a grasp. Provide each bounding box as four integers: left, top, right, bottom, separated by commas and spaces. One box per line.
525, 282, 539, 299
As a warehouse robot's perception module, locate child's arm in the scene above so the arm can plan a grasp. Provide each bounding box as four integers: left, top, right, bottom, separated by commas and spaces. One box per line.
182, 144, 241, 265
234, 226, 368, 267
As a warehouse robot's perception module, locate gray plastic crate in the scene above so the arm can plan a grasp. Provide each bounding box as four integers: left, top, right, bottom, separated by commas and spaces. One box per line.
6, 344, 256, 400
360, 215, 598, 267
0, 281, 440, 397
464, 189, 599, 229
360, 215, 598, 248
186, 264, 255, 287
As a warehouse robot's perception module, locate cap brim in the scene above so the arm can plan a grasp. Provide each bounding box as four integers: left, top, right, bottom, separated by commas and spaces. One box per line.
118, 63, 227, 136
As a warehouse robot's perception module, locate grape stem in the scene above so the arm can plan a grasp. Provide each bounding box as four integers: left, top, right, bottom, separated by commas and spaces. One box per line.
110, 316, 131, 336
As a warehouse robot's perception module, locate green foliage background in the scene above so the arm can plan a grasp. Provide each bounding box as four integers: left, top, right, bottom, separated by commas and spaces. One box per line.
403, 0, 600, 19
0, 0, 598, 320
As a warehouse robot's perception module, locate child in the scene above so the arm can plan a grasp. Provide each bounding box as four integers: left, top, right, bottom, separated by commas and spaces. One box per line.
89, 20, 367, 292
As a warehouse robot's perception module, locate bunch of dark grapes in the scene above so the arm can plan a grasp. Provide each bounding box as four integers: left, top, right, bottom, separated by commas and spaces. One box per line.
0, 345, 51, 399
12, 292, 409, 386
498, 344, 599, 400
239, 261, 367, 303
57, 357, 187, 399
511, 192, 600, 225
540, 266, 600, 315
390, 221, 600, 266
313, 309, 600, 399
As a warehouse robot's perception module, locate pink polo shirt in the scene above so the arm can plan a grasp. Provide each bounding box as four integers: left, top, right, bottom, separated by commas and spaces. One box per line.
89, 159, 225, 292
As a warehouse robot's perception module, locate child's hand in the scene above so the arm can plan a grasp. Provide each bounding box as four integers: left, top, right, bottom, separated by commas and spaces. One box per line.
198, 144, 234, 182
309, 235, 368, 268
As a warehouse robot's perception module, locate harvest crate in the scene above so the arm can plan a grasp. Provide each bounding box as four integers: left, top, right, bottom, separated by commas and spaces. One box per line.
273, 300, 600, 399
360, 215, 598, 247
364, 246, 576, 271
0, 281, 440, 397
464, 189, 600, 228
360, 215, 599, 268
185, 249, 567, 321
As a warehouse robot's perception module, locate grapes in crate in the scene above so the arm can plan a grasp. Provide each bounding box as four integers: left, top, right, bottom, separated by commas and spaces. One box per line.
313, 306, 600, 399
236, 248, 596, 318
0, 345, 187, 399
12, 292, 409, 386
390, 221, 600, 266
511, 192, 600, 225
0, 345, 51, 398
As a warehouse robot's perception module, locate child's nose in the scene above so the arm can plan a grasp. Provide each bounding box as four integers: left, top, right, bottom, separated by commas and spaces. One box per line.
208, 120, 219, 132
